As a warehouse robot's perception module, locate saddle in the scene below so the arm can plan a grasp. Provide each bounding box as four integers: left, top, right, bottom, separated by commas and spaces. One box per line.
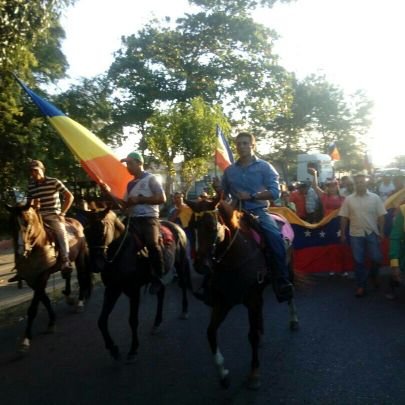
130, 224, 174, 252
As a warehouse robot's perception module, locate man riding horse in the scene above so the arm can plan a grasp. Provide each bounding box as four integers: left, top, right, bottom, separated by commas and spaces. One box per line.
9, 159, 74, 283
117, 151, 166, 294
214, 132, 294, 303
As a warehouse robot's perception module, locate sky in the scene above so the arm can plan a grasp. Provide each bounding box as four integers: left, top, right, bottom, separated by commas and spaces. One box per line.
60, 0, 405, 167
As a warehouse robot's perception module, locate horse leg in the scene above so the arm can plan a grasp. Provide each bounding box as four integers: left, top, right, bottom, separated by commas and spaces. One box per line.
178, 260, 190, 319
126, 287, 141, 363
151, 286, 165, 334
207, 304, 231, 388
63, 275, 75, 306
288, 298, 299, 330
246, 295, 264, 390
98, 286, 122, 360
75, 243, 92, 312
180, 282, 189, 320
19, 290, 41, 353
38, 288, 56, 333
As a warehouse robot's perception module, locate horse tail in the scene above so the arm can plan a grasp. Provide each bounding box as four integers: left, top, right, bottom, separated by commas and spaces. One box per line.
286, 245, 307, 289
160, 220, 192, 290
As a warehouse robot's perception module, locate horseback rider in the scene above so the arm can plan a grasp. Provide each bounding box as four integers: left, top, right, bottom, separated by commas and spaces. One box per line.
28, 160, 74, 272
214, 132, 294, 302
119, 151, 166, 294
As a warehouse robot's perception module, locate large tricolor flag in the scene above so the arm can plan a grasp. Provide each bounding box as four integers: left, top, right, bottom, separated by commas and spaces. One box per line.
214, 124, 234, 172
16, 78, 132, 198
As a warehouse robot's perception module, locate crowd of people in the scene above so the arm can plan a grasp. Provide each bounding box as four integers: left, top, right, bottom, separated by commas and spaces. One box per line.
272, 172, 404, 224
16, 139, 405, 301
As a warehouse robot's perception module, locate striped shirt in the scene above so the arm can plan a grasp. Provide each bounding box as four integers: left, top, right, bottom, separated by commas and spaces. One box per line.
27, 177, 69, 216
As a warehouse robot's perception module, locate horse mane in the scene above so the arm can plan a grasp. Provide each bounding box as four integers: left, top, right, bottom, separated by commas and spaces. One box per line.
218, 201, 249, 233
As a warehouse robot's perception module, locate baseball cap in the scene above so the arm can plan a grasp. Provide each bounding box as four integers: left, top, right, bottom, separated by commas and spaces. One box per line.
120, 151, 144, 164
29, 160, 45, 171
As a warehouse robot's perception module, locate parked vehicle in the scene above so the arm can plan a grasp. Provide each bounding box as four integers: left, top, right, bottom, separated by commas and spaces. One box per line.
297, 153, 334, 184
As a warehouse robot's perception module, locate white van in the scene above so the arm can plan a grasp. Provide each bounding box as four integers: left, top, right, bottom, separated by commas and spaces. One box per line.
297, 153, 334, 184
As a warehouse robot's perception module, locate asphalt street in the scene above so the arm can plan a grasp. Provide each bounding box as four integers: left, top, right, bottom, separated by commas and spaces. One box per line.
1, 271, 405, 405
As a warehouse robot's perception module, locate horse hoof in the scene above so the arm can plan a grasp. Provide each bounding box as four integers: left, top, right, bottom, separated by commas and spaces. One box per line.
150, 324, 161, 335
125, 352, 137, 364
75, 303, 85, 313
17, 338, 30, 354
290, 320, 299, 331
220, 375, 231, 389
247, 375, 261, 390
109, 345, 121, 361
179, 312, 189, 320
65, 296, 76, 306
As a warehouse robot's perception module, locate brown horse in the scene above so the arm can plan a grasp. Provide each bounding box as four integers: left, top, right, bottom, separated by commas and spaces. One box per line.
81, 208, 191, 363
6, 202, 91, 353
186, 197, 298, 390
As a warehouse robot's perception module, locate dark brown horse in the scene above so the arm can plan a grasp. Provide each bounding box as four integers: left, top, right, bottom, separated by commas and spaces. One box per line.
82, 208, 190, 363
6, 202, 91, 353
186, 197, 298, 390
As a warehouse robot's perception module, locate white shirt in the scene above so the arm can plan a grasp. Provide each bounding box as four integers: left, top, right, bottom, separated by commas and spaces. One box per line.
339, 191, 386, 236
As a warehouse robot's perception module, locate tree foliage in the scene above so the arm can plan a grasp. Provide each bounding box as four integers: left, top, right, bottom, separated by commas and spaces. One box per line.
258, 74, 373, 180
0, 0, 75, 197
107, 0, 291, 145
144, 97, 230, 195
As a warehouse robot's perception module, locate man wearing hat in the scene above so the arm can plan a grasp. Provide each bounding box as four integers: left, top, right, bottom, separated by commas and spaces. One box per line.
120, 151, 166, 294
339, 173, 387, 297
27, 160, 74, 272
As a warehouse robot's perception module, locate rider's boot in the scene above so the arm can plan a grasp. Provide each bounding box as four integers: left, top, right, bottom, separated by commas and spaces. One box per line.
264, 251, 294, 303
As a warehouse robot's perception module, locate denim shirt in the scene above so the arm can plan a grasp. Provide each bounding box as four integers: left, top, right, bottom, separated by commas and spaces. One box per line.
221, 156, 280, 211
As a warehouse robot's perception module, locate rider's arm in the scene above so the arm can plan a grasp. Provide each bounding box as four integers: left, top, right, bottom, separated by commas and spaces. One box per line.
61, 189, 74, 216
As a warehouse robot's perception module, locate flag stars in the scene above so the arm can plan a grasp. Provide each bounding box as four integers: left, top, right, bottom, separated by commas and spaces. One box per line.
319, 231, 326, 238
304, 230, 312, 237
336, 230, 341, 237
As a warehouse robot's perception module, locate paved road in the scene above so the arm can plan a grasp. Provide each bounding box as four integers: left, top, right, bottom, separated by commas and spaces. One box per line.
1, 272, 405, 405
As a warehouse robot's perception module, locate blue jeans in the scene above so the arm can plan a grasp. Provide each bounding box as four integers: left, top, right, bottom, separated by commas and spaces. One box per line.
251, 208, 289, 280
350, 232, 382, 288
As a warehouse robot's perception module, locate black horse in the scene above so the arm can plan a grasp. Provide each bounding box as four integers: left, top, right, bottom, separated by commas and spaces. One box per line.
6, 202, 92, 353
82, 208, 191, 362
186, 197, 299, 390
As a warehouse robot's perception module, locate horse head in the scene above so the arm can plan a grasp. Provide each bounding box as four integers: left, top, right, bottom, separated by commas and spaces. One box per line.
5, 201, 45, 257
185, 197, 226, 275
82, 208, 125, 271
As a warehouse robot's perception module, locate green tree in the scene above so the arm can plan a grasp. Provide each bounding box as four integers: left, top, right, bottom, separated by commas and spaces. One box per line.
144, 97, 230, 196
107, 0, 291, 147
0, 0, 74, 195
259, 75, 372, 180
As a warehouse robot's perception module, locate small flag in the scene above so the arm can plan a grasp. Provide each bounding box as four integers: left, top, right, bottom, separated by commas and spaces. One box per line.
15, 77, 132, 198
364, 152, 372, 173
328, 142, 341, 161
215, 124, 234, 171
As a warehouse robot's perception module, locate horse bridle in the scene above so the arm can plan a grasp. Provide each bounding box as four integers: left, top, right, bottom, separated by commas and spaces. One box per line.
194, 209, 240, 265
17, 211, 43, 257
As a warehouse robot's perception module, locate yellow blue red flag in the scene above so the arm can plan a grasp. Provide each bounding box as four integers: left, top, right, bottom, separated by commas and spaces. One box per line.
16, 78, 132, 198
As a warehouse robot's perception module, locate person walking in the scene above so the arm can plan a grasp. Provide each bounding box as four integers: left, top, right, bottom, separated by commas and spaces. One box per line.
120, 151, 166, 294
214, 131, 293, 302
339, 173, 387, 297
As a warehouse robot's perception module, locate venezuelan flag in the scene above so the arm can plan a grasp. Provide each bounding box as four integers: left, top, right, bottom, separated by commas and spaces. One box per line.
215, 124, 234, 172
270, 206, 390, 274
16, 78, 132, 198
